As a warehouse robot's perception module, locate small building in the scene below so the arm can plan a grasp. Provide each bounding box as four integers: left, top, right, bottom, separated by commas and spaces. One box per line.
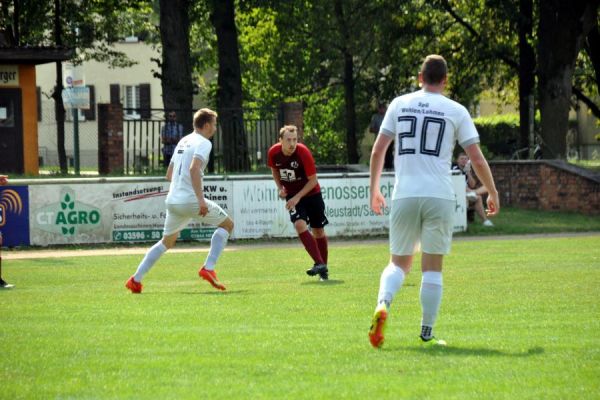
35, 39, 163, 169
0, 46, 73, 175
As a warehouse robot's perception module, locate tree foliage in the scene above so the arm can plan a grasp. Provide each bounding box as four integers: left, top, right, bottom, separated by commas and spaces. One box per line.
1, 0, 156, 173
4, 0, 600, 168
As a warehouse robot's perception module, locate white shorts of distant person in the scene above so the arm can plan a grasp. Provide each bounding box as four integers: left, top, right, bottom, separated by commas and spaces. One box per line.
163, 201, 228, 236
389, 198, 455, 256
466, 191, 478, 202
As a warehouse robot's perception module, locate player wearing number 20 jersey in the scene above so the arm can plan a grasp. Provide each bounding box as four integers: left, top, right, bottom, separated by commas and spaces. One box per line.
379, 90, 480, 201
368, 55, 500, 350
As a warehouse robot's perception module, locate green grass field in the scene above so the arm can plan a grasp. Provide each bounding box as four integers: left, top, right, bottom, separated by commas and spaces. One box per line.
458, 207, 600, 236
1, 235, 599, 399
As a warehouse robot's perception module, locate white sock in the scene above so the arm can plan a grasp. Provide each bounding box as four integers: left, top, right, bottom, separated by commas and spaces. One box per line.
420, 271, 443, 337
133, 241, 167, 282
204, 227, 230, 270
377, 263, 406, 308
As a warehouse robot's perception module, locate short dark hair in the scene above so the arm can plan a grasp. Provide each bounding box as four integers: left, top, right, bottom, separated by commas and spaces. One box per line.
193, 108, 217, 129
420, 55, 447, 85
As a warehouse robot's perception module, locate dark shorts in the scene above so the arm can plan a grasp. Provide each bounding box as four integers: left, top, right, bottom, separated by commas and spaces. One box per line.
288, 192, 329, 228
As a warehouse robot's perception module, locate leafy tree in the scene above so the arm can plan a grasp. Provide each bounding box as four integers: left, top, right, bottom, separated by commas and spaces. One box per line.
1, 0, 155, 173
433, 0, 600, 159
237, 0, 427, 164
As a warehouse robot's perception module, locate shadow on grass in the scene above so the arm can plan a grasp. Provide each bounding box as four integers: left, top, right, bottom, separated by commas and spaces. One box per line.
121, 289, 252, 295
300, 279, 345, 286
178, 289, 251, 295
400, 345, 544, 357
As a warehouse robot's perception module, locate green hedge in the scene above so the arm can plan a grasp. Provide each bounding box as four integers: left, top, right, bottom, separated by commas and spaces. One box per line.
473, 114, 521, 159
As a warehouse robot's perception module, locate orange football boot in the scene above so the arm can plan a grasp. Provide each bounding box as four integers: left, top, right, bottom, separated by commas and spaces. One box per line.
125, 276, 143, 294
199, 267, 226, 291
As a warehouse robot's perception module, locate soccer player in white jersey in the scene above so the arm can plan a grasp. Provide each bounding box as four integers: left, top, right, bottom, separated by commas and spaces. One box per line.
125, 108, 234, 293
368, 55, 500, 348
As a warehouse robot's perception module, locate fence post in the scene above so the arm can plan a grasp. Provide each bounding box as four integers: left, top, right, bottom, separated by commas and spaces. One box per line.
98, 103, 124, 174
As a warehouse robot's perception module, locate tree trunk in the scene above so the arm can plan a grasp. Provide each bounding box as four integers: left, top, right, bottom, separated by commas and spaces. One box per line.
518, 0, 535, 151
537, 0, 599, 158
54, 0, 67, 174
585, 18, 600, 94
210, 0, 249, 172
342, 52, 358, 163
334, 0, 359, 164
159, 0, 193, 133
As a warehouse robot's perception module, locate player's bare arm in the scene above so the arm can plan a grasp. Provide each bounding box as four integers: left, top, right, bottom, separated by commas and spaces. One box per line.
190, 157, 208, 216
464, 143, 500, 216
369, 134, 392, 215
0, 175, 8, 185
271, 168, 287, 199
286, 174, 318, 211
165, 163, 174, 182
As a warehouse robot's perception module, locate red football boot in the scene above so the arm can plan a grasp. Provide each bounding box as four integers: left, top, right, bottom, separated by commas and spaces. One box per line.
199, 267, 226, 291
125, 276, 143, 294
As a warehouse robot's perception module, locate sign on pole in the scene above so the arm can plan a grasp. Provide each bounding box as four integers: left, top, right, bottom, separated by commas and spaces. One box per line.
63, 62, 85, 88
61, 87, 90, 110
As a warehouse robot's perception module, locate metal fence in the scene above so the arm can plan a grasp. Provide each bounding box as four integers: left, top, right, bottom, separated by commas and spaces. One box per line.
123, 107, 283, 174
38, 101, 100, 170
123, 109, 165, 174
37, 101, 600, 173
37, 103, 283, 174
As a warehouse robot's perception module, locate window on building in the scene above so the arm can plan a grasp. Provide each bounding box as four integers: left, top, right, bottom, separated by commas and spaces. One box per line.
124, 85, 141, 119
83, 85, 96, 121
37, 87, 42, 121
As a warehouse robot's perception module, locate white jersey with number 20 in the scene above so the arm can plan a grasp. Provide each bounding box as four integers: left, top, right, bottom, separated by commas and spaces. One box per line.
166, 132, 212, 205
380, 89, 480, 201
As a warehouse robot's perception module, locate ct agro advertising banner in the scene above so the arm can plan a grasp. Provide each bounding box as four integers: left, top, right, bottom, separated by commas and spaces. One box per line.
28, 181, 233, 246
0, 185, 30, 246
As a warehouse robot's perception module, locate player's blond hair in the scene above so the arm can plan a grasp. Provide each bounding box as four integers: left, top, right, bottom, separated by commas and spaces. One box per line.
420, 54, 447, 85
279, 125, 298, 139
193, 108, 218, 130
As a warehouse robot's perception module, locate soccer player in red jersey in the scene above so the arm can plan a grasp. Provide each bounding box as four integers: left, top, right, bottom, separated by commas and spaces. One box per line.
267, 125, 329, 280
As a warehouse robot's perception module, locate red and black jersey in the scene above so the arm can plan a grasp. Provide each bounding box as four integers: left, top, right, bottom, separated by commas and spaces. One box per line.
267, 142, 321, 197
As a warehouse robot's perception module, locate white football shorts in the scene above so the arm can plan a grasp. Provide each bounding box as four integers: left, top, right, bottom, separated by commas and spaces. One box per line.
163, 201, 229, 236
389, 197, 455, 256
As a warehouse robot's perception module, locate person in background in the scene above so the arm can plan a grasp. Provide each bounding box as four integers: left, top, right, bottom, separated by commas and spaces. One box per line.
452, 152, 494, 227
161, 111, 184, 168
267, 125, 330, 281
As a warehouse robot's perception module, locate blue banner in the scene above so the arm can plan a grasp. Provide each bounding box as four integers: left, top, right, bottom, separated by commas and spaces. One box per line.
0, 186, 30, 247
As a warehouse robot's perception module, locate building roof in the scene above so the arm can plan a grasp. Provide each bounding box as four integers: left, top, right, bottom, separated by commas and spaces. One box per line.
0, 46, 74, 65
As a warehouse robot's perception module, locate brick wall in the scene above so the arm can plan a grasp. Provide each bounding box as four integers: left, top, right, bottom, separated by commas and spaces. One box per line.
282, 102, 304, 139
98, 103, 124, 174
490, 160, 600, 215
